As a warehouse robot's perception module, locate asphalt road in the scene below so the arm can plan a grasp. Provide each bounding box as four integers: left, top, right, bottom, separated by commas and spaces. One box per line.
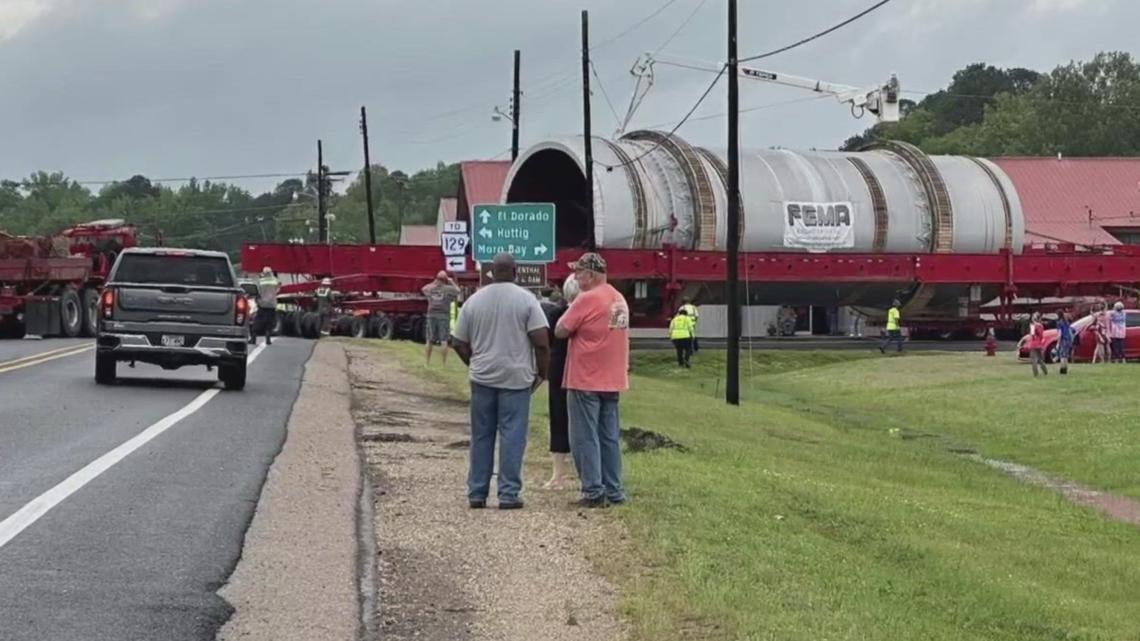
0, 337, 315, 641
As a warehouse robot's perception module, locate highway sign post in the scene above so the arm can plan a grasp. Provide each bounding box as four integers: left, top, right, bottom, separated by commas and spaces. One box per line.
470, 203, 556, 263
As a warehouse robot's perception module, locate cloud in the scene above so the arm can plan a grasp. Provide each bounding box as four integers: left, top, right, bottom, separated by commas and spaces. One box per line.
0, 0, 56, 40
1030, 0, 1112, 13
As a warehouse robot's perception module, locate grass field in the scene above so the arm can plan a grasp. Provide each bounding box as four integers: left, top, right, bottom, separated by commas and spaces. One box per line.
361, 340, 1140, 641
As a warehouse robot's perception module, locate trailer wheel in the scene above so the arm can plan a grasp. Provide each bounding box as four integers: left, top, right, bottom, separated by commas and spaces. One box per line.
411, 316, 426, 344
291, 311, 305, 337
95, 352, 117, 385
59, 288, 83, 338
80, 289, 100, 337
349, 316, 367, 339
301, 312, 321, 339
273, 312, 284, 336
370, 314, 395, 340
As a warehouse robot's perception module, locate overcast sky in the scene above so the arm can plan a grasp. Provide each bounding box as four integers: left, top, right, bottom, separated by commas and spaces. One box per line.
0, 0, 1132, 193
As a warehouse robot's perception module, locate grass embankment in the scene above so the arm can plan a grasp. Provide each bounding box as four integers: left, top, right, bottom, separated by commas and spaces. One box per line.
356, 339, 1140, 641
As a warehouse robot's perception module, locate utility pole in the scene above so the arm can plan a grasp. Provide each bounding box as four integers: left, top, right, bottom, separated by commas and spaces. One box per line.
511, 49, 521, 161
317, 139, 328, 244
581, 10, 594, 239
725, 0, 741, 405
360, 106, 377, 245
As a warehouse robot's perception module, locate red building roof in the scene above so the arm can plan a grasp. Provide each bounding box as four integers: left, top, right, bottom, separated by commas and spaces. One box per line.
992, 157, 1140, 246
398, 225, 439, 246
437, 197, 458, 225
455, 161, 511, 224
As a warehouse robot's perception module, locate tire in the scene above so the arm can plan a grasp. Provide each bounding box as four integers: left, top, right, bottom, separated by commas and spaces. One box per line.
334, 316, 354, 336
273, 312, 284, 336
291, 311, 305, 337
411, 316, 426, 344
369, 314, 394, 340
349, 316, 367, 339
95, 352, 117, 385
80, 289, 100, 337
59, 287, 83, 338
219, 360, 247, 391
301, 312, 320, 339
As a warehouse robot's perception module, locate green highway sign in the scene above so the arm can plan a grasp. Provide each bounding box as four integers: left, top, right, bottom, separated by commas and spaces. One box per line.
470, 203, 557, 264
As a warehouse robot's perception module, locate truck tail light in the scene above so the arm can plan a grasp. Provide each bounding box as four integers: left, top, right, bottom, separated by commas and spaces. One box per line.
235, 295, 249, 326
101, 288, 115, 319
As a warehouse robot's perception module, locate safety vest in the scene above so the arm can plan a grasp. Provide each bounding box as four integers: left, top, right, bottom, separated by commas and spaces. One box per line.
670, 315, 694, 340
886, 307, 900, 331
449, 301, 458, 332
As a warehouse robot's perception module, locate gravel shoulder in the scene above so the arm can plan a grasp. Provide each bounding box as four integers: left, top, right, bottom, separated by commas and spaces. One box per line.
347, 344, 625, 641
217, 342, 360, 641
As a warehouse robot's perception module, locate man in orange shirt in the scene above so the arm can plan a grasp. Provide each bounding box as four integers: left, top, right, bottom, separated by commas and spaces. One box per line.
555, 253, 630, 508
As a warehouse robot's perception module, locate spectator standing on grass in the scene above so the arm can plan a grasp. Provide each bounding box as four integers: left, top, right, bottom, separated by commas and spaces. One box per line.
669, 308, 695, 369
542, 278, 577, 491
1091, 310, 1109, 364
1057, 309, 1073, 375
1028, 312, 1048, 377
555, 253, 630, 508
879, 299, 904, 354
451, 253, 550, 510
1109, 301, 1127, 363
421, 271, 461, 366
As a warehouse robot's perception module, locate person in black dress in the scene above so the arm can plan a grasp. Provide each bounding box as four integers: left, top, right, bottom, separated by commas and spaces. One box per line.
542, 277, 578, 490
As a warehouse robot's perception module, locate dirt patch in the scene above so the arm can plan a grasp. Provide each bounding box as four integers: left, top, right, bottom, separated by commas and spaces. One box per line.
347, 346, 625, 641
976, 457, 1140, 527
621, 427, 687, 453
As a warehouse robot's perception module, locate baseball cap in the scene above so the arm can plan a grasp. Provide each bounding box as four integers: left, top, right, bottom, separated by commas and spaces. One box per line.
568, 252, 606, 274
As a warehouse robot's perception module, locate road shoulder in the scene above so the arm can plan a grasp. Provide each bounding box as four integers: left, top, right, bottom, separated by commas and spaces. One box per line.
217, 341, 360, 641
348, 343, 625, 641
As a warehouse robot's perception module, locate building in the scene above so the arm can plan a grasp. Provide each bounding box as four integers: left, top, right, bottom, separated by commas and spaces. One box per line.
398, 225, 438, 246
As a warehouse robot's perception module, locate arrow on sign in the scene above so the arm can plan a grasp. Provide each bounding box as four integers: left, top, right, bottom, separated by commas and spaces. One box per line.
445, 255, 466, 272
479, 210, 491, 224
478, 227, 492, 239
534, 243, 548, 256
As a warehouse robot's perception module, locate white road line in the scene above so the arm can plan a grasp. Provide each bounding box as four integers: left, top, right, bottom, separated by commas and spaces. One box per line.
0, 343, 269, 550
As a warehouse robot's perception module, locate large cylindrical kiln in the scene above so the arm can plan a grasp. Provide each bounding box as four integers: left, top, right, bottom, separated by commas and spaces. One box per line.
502, 132, 1024, 320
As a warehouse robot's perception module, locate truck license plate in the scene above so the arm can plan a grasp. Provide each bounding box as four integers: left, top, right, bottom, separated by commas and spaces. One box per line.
161, 335, 185, 347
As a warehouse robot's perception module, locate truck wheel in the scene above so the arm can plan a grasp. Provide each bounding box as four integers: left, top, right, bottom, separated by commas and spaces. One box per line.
273, 312, 284, 336
59, 288, 83, 338
95, 352, 117, 385
411, 316, 426, 344
291, 311, 305, 337
219, 360, 247, 391
80, 289, 100, 337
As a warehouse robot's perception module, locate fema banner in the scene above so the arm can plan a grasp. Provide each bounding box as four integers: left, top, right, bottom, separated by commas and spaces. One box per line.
782, 201, 855, 251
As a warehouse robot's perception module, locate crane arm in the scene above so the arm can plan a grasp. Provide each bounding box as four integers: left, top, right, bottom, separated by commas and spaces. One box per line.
637, 53, 901, 123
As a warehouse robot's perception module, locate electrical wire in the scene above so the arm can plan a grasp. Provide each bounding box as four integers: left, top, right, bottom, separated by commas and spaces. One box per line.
640, 94, 828, 130
653, 0, 711, 54
591, 61, 625, 130
740, 0, 895, 63
596, 65, 726, 169
591, 0, 682, 51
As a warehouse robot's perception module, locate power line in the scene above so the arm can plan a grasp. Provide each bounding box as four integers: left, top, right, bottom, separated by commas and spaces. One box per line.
740, 0, 895, 63
591, 61, 625, 129
596, 66, 726, 169
592, 0, 682, 51
653, 0, 711, 54
640, 94, 828, 129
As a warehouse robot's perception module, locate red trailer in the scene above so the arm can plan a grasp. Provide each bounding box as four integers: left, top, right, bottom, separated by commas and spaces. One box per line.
241, 241, 1140, 341
0, 220, 138, 338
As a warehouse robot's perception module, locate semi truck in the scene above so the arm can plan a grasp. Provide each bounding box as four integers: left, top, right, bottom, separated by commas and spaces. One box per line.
0, 220, 138, 338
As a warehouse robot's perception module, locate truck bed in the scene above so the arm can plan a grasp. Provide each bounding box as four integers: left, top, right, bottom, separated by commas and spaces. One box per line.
0, 256, 93, 287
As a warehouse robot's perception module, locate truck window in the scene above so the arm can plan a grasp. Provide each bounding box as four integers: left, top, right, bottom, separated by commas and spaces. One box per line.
113, 254, 235, 287
1127, 312, 1140, 328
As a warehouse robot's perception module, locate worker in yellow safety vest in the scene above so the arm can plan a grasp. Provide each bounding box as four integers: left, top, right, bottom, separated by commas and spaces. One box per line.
879, 298, 904, 354
680, 298, 700, 353
669, 308, 695, 368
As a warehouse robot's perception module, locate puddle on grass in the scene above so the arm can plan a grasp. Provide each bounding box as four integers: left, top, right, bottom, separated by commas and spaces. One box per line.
972, 456, 1140, 526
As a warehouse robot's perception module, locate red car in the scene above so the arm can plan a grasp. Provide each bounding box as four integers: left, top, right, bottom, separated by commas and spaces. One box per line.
1017, 310, 1140, 362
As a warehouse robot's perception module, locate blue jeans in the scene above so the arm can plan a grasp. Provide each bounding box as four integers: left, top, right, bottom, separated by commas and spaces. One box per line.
468, 382, 531, 504
568, 390, 625, 503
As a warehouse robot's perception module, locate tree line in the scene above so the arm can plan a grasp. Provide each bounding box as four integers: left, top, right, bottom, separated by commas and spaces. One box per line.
0, 163, 460, 260
843, 51, 1140, 156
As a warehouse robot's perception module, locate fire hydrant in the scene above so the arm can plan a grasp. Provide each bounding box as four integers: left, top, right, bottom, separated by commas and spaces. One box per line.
984, 328, 998, 356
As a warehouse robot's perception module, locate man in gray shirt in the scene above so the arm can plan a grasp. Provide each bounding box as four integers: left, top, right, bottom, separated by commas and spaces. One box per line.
451, 254, 550, 510
421, 271, 461, 366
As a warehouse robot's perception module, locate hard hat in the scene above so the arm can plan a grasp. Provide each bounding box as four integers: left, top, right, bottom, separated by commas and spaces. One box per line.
262, 266, 273, 275
321, 277, 332, 286
1114, 301, 1125, 311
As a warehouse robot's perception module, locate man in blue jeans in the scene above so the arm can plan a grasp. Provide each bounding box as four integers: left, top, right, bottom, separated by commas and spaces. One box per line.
555, 253, 631, 508
451, 253, 550, 510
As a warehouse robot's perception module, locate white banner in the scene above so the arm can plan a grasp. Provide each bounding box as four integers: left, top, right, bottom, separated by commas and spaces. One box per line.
782, 201, 855, 251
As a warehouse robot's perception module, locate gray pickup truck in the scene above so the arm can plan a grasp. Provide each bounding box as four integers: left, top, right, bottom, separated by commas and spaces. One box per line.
95, 248, 251, 390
